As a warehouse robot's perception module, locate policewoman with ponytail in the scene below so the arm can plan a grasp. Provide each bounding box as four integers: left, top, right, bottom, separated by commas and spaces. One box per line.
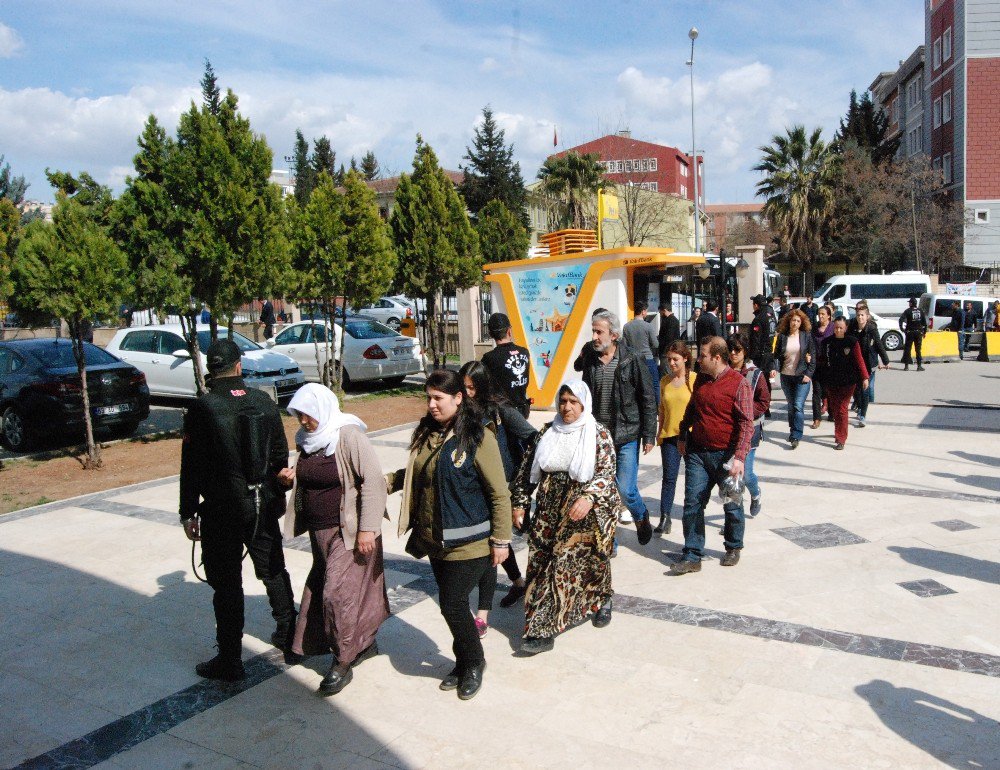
389, 370, 512, 701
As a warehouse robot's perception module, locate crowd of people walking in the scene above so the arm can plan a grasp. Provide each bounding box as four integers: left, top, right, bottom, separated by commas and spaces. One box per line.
179, 295, 916, 701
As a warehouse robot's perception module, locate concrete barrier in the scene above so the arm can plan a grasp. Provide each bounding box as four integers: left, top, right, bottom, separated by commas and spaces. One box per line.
919, 331, 960, 361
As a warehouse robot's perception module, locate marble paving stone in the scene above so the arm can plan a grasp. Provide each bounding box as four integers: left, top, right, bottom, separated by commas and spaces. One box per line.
897, 578, 958, 597
770, 522, 869, 549
932, 519, 979, 532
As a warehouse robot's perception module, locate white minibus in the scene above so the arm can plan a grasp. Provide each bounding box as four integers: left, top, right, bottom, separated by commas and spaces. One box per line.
812, 272, 931, 318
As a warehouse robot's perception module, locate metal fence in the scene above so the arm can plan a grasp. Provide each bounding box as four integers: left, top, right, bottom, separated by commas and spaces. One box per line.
939, 263, 1000, 286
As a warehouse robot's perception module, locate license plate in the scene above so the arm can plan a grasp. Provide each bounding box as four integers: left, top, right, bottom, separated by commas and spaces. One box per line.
276, 378, 295, 387
95, 403, 132, 416
393, 347, 411, 356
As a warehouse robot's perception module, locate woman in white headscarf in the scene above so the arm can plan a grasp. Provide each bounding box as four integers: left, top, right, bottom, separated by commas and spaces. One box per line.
277, 384, 389, 696
510, 380, 622, 655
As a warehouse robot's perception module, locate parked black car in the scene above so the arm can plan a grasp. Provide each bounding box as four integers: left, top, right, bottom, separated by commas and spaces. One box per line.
0, 339, 151, 452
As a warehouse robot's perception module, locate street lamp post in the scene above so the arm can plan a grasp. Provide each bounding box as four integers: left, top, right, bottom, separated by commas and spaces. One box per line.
687, 26, 700, 254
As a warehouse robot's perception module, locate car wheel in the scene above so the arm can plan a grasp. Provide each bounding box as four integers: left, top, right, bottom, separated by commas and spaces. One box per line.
386, 317, 401, 331
882, 330, 903, 352
382, 375, 406, 387
2, 404, 32, 452
324, 362, 351, 390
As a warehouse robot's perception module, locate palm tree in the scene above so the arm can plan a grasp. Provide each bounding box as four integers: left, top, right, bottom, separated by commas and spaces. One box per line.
754, 126, 835, 293
537, 152, 604, 229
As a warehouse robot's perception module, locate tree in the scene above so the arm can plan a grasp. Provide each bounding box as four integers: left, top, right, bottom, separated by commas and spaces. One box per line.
537, 151, 604, 230
360, 150, 380, 181
0, 155, 28, 206
201, 59, 222, 116
475, 199, 529, 264
609, 181, 690, 248
312, 137, 337, 181
113, 116, 187, 326
835, 90, 901, 166
754, 126, 835, 294
13, 195, 127, 467
0, 199, 17, 324
335, 169, 397, 384
291, 129, 316, 206
460, 106, 529, 226
391, 136, 479, 366
289, 173, 346, 388
45, 170, 114, 225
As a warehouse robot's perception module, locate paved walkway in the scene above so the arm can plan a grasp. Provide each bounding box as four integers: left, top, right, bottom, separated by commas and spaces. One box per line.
2, 400, 999, 768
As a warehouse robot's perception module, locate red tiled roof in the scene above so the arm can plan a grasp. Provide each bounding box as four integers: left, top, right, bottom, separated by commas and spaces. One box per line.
704, 203, 764, 214
366, 169, 464, 194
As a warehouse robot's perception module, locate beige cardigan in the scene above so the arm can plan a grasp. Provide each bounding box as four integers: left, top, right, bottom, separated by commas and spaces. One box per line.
284, 425, 387, 549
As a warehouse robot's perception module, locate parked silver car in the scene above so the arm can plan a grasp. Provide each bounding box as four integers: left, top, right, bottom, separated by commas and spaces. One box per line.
106, 325, 305, 400
350, 297, 413, 330
266, 317, 424, 386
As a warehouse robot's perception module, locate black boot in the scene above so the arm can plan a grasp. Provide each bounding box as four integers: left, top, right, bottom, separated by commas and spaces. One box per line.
458, 661, 486, 701
196, 653, 245, 682
592, 597, 613, 628
262, 572, 296, 651
319, 661, 353, 696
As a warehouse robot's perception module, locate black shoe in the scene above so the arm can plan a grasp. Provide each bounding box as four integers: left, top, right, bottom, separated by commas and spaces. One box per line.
917, 365, 925, 371
270, 617, 296, 652
499, 582, 527, 608
351, 641, 379, 668
439, 666, 461, 691
636, 516, 653, 545
669, 559, 702, 575
457, 662, 485, 700
196, 654, 245, 682
319, 662, 353, 695
592, 598, 613, 628
835, 442, 845, 450
520, 636, 555, 655
720, 549, 741, 567
904, 364, 909, 371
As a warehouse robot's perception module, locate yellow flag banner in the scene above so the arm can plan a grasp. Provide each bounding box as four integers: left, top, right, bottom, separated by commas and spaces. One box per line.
599, 190, 620, 221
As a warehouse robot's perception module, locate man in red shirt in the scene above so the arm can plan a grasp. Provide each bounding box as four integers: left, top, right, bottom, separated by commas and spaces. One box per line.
669, 336, 754, 574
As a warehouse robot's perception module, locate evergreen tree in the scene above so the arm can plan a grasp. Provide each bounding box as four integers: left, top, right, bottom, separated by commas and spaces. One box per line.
311, 137, 337, 180
44, 170, 115, 225
201, 59, 221, 116
391, 136, 479, 366
360, 150, 380, 181
13, 194, 127, 466
291, 129, 316, 206
0, 155, 29, 206
350, 157, 358, 174
460, 106, 529, 227
835, 89, 901, 166
476, 199, 529, 264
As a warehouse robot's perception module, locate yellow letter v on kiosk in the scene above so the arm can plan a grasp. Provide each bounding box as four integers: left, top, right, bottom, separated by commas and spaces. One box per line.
484, 240, 705, 408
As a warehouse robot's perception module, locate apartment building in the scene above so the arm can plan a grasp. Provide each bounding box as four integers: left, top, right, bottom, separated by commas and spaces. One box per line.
870, 46, 926, 161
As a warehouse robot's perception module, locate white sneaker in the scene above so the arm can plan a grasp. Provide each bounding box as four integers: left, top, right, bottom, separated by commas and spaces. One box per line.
618, 512, 634, 524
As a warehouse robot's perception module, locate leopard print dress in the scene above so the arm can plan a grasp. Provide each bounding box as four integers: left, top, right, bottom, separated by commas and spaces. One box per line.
511, 423, 621, 639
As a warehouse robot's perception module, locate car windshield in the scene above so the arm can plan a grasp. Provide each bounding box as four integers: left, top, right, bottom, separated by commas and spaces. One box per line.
33, 342, 118, 369
344, 319, 397, 339
813, 282, 832, 299
196, 330, 261, 352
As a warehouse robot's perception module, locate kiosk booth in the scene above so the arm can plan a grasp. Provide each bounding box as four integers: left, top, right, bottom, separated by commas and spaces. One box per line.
484, 241, 706, 409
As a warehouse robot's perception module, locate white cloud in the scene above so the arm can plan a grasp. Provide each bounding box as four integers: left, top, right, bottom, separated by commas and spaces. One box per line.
0, 22, 24, 57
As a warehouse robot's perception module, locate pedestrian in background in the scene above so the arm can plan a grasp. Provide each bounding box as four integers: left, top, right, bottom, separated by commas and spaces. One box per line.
772, 308, 816, 449
810, 305, 834, 429
657, 303, 681, 375
899, 296, 927, 371
623, 300, 661, 406
480, 313, 531, 417
696, 300, 724, 342
655, 340, 696, 535
818, 317, 869, 450
728, 334, 769, 518
259, 298, 276, 340
849, 301, 889, 427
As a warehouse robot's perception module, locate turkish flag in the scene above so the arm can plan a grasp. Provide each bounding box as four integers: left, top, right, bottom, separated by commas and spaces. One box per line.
553, 127, 558, 147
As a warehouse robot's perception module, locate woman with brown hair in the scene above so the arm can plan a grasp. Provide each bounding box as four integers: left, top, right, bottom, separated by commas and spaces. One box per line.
655, 340, 696, 535
810, 305, 835, 429
772, 308, 817, 449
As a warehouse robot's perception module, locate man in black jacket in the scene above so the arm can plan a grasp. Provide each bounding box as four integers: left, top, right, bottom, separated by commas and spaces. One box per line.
847, 302, 889, 427
657, 303, 681, 375
695, 300, 724, 342
582, 310, 657, 546
748, 295, 775, 380
180, 339, 296, 681
898, 296, 927, 371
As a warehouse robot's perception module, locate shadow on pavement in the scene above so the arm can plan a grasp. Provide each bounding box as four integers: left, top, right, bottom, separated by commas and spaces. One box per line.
887, 546, 1000, 586
929, 471, 1000, 493
855, 679, 1000, 769
949, 450, 1000, 468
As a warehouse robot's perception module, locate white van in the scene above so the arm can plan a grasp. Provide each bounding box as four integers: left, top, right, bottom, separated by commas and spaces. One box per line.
812, 272, 932, 319
919, 293, 999, 347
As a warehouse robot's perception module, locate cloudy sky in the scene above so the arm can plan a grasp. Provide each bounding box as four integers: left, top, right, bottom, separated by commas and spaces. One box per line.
1, 1, 923, 204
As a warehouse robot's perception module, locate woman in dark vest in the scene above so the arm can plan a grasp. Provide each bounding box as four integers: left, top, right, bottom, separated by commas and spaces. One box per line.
389, 370, 511, 701
459, 361, 538, 633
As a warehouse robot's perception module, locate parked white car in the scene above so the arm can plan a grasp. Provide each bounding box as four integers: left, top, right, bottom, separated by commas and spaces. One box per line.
266, 317, 424, 386
106, 325, 305, 401
350, 297, 413, 330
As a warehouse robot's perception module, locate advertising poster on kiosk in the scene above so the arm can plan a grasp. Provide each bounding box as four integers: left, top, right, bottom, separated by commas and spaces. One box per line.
514, 263, 590, 389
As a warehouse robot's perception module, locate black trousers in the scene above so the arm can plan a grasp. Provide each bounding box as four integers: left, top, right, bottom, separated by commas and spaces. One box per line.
430, 556, 490, 671
811, 378, 826, 421
475, 559, 499, 612
901, 333, 923, 365
200, 507, 296, 659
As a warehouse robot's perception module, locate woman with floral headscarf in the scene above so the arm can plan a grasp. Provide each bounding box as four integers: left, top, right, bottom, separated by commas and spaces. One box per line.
278, 384, 389, 696
511, 380, 622, 655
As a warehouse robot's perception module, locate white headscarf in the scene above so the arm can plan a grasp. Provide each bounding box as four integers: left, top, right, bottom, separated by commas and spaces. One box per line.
530, 379, 598, 483
287, 383, 367, 456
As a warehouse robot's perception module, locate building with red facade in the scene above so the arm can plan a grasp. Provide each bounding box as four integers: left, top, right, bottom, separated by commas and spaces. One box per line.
551, 131, 703, 205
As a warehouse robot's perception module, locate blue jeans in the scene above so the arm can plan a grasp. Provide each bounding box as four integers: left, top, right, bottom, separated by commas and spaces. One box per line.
959, 330, 971, 356
680, 448, 745, 561
659, 438, 681, 522
780, 374, 810, 441
857, 369, 876, 418
645, 358, 661, 406
615, 440, 649, 522
744, 424, 762, 499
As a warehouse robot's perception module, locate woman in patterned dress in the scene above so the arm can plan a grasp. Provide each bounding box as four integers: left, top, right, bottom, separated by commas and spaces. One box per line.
511, 380, 621, 655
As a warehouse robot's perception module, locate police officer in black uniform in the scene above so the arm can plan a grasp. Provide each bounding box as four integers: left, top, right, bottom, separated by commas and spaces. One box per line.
180, 339, 296, 681
749, 294, 775, 380
899, 296, 927, 371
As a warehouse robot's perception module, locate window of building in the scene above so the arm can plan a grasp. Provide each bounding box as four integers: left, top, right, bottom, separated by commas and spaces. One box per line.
679, 163, 688, 178
932, 37, 942, 69
649, 158, 657, 171
943, 153, 952, 183
906, 75, 922, 108
933, 97, 942, 128
943, 90, 952, 123
640, 158, 649, 172
943, 27, 952, 60
650, 182, 657, 192
679, 184, 686, 198
932, 156, 942, 172
974, 209, 991, 224
908, 127, 922, 155
615, 160, 624, 173
892, 98, 900, 124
